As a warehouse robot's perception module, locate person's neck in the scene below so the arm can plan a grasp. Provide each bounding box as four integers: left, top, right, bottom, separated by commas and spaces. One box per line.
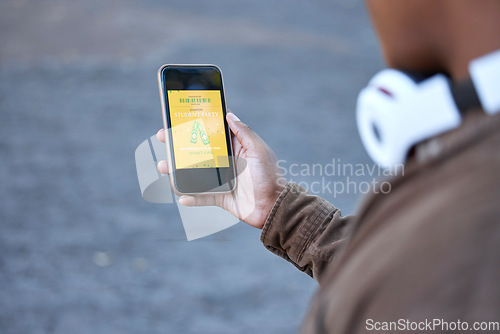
440, 1, 500, 80
446, 40, 500, 82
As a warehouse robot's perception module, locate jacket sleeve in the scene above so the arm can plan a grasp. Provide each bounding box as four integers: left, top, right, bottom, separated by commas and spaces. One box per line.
260, 182, 355, 282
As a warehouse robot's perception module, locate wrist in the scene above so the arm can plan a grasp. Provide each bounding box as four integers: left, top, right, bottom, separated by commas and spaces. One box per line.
257, 181, 287, 229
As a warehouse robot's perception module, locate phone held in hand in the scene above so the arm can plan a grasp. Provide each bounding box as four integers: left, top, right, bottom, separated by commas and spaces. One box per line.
157, 64, 237, 195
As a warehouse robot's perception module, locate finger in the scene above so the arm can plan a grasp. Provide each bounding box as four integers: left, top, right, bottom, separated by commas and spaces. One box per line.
230, 132, 243, 156
226, 113, 262, 150
157, 160, 169, 174
179, 194, 218, 207
156, 128, 166, 143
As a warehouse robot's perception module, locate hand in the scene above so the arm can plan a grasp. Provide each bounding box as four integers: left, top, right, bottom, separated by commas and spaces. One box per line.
156, 112, 286, 229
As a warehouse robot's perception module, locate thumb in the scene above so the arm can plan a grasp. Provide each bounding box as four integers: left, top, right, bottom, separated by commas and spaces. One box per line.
226, 113, 262, 150
179, 194, 218, 207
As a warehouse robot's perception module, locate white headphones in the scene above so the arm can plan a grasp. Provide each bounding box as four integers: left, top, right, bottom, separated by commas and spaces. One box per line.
357, 49, 500, 168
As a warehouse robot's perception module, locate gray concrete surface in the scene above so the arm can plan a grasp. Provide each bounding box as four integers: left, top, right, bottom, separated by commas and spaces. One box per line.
0, 0, 384, 333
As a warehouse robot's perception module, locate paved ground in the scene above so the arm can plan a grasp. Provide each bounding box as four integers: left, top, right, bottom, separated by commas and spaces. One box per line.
0, 0, 384, 333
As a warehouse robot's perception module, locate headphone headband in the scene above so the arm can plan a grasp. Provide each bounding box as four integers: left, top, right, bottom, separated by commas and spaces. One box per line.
470, 49, 500, 115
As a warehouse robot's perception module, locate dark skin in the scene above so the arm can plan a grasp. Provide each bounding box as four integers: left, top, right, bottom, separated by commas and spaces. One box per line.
157, 0, 500, 229
366, 0, 500, 80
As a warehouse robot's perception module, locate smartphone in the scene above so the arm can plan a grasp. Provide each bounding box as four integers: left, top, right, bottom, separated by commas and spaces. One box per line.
157, 64, 236, 195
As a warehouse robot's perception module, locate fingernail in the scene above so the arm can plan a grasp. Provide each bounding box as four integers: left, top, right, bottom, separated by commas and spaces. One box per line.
157, 160, 168, 173
179, 195, 193, 206
227, 113, 240, 122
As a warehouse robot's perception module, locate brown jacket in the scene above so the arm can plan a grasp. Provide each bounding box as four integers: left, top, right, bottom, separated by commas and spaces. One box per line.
261, 110, 500, 333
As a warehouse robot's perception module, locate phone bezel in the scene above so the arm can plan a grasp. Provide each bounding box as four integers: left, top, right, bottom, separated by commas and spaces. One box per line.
157, 64, 236, 195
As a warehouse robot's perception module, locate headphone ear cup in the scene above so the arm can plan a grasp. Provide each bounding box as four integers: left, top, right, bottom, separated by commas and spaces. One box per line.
357, 83, 408, 167
357, 70, 418, 167
357, 70, 462, 168
367, 69, 419, 99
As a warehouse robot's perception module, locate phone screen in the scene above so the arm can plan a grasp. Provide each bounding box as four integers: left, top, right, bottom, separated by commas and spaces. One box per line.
160, 65, 235, 194
167, 90, 229, 169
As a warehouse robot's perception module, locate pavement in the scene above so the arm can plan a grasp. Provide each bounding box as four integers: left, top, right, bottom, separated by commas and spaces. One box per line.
0, 0, 384, 333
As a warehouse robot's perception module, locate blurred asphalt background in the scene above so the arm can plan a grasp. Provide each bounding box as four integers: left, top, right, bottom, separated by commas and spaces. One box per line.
0, 0, 384, 333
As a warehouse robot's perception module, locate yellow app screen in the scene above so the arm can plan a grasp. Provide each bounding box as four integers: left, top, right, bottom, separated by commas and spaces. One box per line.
167, 90, 229, 169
